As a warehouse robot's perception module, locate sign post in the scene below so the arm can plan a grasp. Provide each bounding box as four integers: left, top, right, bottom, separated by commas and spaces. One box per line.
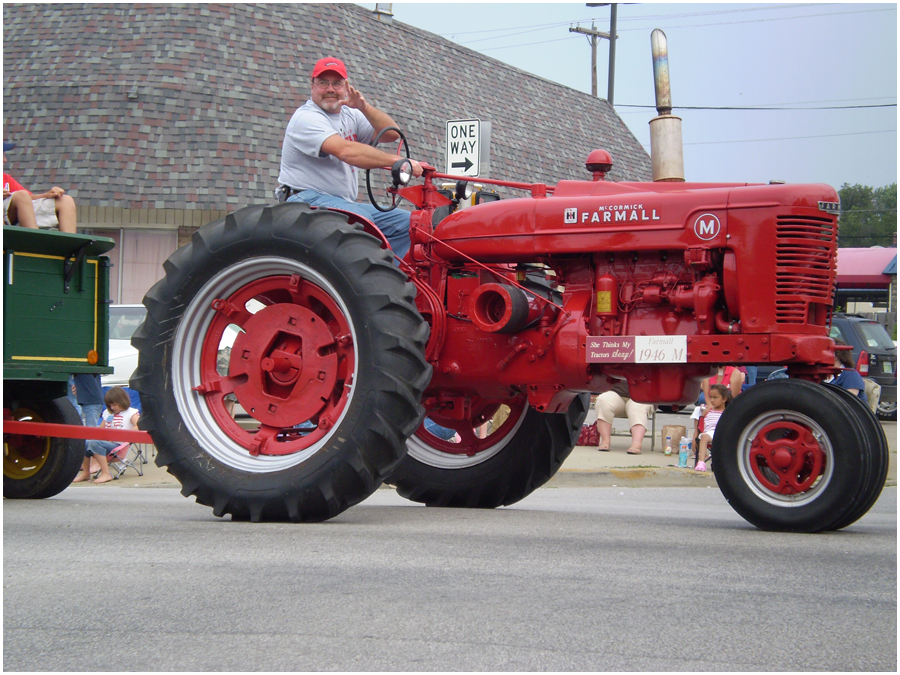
445, 119, 481, 177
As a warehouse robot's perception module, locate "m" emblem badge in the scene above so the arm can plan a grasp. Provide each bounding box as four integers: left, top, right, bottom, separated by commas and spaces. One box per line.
693, 213, 721, 240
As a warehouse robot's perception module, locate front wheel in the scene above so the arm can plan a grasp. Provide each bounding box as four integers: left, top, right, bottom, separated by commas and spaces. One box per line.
713, 380, 884, 532
386, 393, 590, 508
3, 398, 84, 499
131, 203, 431, 522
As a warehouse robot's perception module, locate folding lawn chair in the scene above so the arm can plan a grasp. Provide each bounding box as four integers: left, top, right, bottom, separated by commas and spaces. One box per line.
106, 442, 145, 478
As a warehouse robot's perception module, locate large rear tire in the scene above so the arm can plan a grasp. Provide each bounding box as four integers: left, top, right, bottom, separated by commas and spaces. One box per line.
131, 203, 431, 522
714, 380, 882, 532
387, 393, 590, 508
3, 397, 84, 499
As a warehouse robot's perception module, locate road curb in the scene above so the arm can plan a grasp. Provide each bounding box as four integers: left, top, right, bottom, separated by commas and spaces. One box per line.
549, 466, 717, 488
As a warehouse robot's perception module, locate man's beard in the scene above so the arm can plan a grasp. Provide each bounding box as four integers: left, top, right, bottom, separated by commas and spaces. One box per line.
319, 96, 341, 113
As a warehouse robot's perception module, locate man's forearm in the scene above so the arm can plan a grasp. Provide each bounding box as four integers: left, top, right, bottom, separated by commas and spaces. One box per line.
360, 103, 400, 142
333, 140, 404, 170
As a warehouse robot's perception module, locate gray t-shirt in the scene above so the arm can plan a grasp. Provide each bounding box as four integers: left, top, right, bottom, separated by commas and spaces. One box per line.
277, 100, 375, 202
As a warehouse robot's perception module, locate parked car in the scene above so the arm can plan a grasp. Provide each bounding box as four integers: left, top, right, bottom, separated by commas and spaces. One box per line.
104, 304, 147, 387
105, 303, 243, 388
829, 313, 896, 420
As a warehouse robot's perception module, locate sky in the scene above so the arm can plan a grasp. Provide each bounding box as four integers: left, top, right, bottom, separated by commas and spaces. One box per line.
359, 2, 897, 191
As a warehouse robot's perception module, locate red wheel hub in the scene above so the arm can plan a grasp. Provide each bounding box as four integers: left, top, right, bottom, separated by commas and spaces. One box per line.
748, 421, 825, 495
194, 274, 355, 457
229, 303, 338, 427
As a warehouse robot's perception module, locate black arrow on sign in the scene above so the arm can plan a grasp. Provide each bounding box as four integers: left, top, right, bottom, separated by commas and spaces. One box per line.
451, 157, 474, 172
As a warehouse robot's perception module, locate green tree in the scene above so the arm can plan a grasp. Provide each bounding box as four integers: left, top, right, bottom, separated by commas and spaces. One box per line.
838, 183, 897, 247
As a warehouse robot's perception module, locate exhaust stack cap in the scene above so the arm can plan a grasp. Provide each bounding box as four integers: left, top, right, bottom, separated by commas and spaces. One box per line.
651, 29, 672, 115
649, 29, 684, 182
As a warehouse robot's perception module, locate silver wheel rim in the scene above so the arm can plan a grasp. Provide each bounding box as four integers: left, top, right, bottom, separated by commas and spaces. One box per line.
405, 405, 528, 469
736, 410, 834, 507
171, 256, 358, 473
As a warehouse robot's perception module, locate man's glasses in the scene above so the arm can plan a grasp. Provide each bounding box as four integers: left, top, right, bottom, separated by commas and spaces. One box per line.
313, 78, 346, 90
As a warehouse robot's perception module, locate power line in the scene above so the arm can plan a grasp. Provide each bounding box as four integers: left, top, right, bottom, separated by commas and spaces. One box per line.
614, 4, 828, 23
640, 128, 897, 149
680, 129, 897, 146
615, 5, 895, 32
618, 103, 896, 111
477, 35, 580, 52
436, 6, 893, 51
438, 4, 826, 39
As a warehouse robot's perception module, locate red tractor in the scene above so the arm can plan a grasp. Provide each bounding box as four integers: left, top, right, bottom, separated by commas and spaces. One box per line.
131, 131, 887, 532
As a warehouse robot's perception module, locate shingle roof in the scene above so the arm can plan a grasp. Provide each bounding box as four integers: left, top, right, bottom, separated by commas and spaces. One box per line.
2, 3, 651, 210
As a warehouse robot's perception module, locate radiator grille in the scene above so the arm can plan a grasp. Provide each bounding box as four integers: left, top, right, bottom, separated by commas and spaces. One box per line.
774, 215, 837, 324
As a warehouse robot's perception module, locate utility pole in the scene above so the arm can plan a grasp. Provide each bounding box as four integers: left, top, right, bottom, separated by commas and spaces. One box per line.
569, 21, 609, 99
607, 4, 617, 104
576, 3, 619, 103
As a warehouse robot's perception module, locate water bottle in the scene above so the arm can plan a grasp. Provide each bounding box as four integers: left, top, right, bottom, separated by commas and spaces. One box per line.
664, 434, 673, 456
678, 437, 690, 468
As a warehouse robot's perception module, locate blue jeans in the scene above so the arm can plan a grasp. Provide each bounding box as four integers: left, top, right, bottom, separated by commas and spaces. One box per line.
81, 404, 103, 429
424, 418, 457, 441
287, 190, 411, 259
86, 439, 117, 458
66, 375, 81, 417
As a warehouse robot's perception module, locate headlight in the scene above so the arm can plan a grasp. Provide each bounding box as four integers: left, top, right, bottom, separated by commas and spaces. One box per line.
455, 180, 473, 201
391, 158, 413, 186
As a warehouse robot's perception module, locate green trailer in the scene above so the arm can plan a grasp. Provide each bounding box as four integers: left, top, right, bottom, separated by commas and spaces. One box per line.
3, 226, 129, 498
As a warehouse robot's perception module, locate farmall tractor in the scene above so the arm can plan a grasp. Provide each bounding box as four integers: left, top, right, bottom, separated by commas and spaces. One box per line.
130, 144, 888, 532
131, 40, 887, 531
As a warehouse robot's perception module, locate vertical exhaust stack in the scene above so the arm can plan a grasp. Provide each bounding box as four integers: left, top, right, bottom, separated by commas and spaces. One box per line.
649, 29, 685, 182
373, 3, 393, 23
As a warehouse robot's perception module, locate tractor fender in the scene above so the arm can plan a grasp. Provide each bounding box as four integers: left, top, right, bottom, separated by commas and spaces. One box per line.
320, 205, 392, 251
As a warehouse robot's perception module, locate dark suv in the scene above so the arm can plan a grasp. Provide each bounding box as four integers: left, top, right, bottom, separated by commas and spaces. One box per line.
829, 313, 897, 420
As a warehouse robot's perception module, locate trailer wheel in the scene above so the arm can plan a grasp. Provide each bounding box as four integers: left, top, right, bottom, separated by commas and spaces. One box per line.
821, 384, 889, 531
131, 203, 431, 522
713, 380, 879, 532
3, 398, 84, 499
387, 393, 590, 508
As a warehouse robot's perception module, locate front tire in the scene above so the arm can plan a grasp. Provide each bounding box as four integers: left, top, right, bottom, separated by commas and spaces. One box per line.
714, 380, 881, 532
131, 203, 431, 522
387, 393, 590, 508
822, 384, 889, 531
3, 398, 84, 499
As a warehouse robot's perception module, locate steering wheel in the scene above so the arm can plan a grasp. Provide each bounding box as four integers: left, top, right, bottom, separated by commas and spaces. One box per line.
365, 126, 410, 212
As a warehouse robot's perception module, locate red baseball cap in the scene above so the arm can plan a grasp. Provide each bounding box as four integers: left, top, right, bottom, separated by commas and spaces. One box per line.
311, 57, 348, 79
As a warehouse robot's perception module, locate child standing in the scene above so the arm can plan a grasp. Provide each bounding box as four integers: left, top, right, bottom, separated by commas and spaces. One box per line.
695, 383, 732, 472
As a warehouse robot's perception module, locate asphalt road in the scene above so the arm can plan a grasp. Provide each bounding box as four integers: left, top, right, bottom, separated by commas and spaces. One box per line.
4, 486, 896, 671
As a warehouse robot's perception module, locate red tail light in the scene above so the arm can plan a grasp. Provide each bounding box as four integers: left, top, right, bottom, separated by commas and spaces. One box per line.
856, 350, 869, 376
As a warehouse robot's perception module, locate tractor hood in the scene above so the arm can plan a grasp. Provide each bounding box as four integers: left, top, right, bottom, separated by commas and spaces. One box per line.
431, 180, 839, 263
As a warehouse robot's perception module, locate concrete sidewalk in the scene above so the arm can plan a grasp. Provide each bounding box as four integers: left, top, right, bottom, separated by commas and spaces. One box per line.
67, 415, 897, 491
552, 414, 898, 489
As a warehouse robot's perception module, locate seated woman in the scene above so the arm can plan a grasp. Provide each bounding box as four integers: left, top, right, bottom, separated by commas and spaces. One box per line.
595, 381, 655, 455
71, 387, 140, 484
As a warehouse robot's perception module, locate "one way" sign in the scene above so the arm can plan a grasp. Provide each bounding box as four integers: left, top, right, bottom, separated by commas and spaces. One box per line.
446, 119, 480, 177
